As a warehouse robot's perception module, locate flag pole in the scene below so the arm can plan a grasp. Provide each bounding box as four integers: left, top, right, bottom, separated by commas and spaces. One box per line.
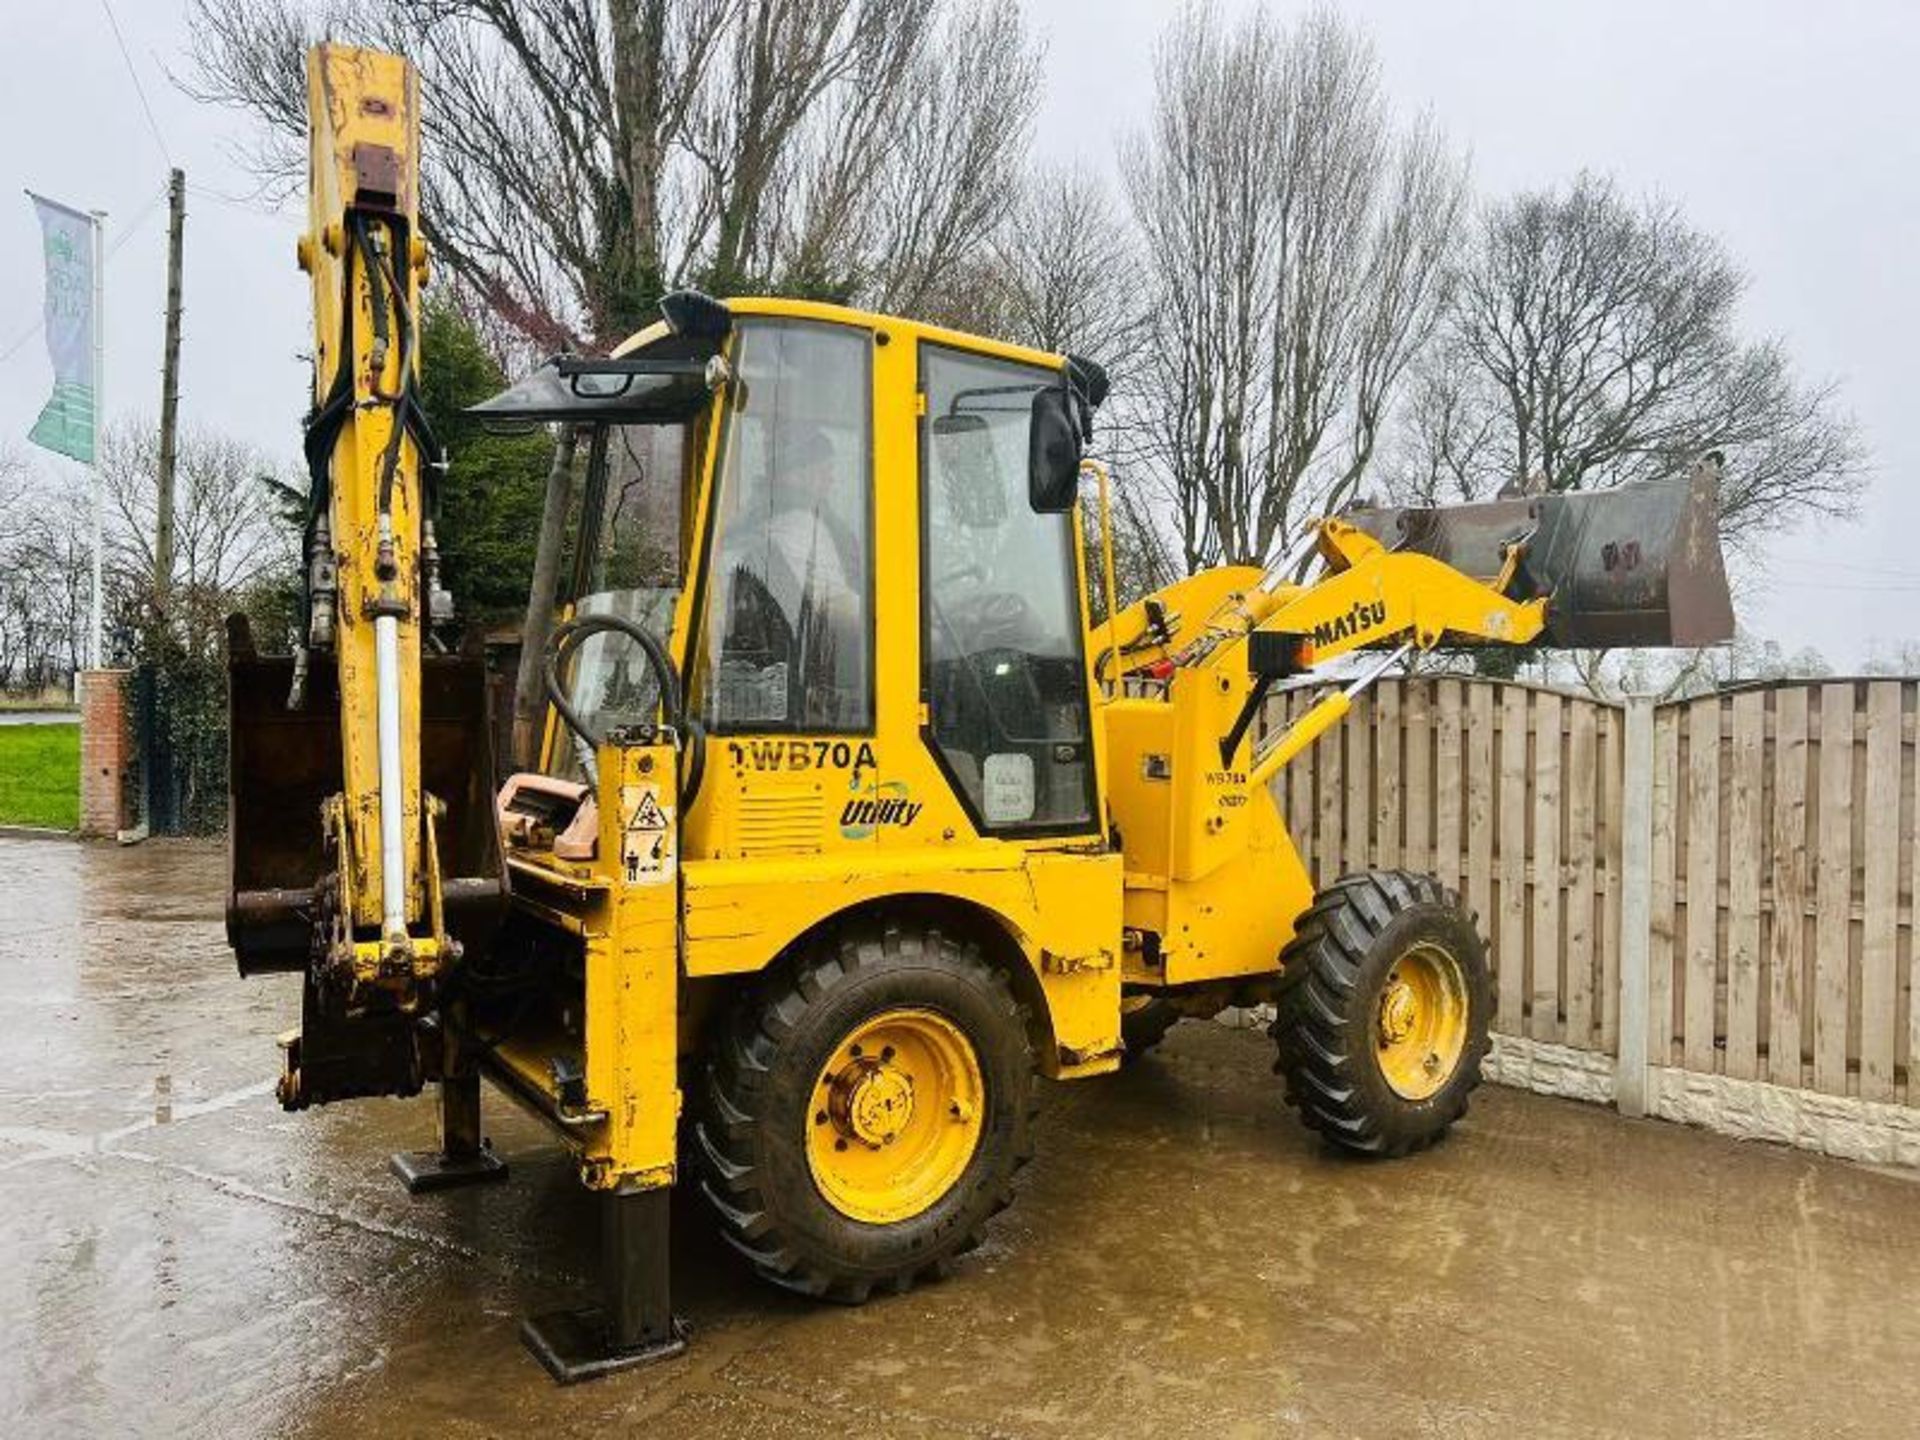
89, 207, 105, 673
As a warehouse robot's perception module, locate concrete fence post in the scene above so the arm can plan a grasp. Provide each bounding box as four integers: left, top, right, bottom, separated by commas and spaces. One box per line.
1615, 695, 1655, 1118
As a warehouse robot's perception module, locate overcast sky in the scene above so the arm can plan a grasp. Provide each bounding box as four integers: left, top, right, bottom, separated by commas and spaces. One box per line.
2, 0, 1914, 665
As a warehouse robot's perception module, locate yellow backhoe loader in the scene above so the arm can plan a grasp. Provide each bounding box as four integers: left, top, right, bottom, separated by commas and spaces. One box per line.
225, 46, 1734, 1381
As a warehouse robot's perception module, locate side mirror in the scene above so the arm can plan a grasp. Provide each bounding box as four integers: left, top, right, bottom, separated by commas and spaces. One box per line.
1027, 384, 1082, 514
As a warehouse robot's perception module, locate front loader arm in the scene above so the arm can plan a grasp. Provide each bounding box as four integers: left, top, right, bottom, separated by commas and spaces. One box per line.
1227, 521, 1546, 788
1251, 518, 1547, 662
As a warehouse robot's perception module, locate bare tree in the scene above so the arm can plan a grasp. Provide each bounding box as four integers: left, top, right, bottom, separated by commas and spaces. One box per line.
100, 421, 293, 593
0, 466, 93, 689
95, 418, 299, 660
184, 0, 1040, 347
1121, 3, 1466, 571
1864, 641, 1920, 677
1398, 173, 1865, 544
0, 445, 29, 550
975, 161, 1147, 374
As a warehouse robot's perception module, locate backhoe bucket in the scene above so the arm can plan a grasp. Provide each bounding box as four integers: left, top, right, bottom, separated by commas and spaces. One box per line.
226, 644, 507, 975
1347, 468, 1734, 648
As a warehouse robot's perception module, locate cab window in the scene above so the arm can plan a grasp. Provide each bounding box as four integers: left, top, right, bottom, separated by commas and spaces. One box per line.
695, 320, 873, 733
921, 344, 1095, 832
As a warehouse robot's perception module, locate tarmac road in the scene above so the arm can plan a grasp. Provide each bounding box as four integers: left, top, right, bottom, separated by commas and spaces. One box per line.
2, 835, 1916, 1438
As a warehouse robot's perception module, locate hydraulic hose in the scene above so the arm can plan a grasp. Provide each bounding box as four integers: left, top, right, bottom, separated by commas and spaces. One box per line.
543, 614, 705, 808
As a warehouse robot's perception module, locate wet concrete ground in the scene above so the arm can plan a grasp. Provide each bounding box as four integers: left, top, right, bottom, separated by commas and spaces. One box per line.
3, 835, 1917, 1438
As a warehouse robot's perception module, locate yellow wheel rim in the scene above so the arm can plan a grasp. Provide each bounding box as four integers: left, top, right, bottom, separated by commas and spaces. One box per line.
806, 1008, 985, 1225
1375, 942, 1470, 1101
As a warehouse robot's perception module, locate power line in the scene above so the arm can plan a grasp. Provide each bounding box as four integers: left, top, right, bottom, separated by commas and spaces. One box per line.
98, 0, 172, 166
1766, 556, 1920, 581
185, 182, 295, 220
1765, 577, 1920, 594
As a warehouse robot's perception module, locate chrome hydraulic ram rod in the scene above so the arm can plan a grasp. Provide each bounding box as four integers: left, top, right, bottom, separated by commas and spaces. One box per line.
1248, 643, 1412, 792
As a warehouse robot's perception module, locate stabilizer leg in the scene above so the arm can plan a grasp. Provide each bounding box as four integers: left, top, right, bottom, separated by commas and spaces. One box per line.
389, 1016, 509, 1193
520, 1184, 687, 1384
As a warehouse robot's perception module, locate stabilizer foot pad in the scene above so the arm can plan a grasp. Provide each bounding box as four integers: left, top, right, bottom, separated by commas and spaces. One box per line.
388, 1146, 509, 1194
519, 1308, 689, 1385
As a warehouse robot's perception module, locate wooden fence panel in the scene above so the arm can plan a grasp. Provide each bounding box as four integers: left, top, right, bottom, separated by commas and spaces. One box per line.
1684, 696, 1721, 1073
1601, 704, 1624, 1054
1650, 706, 1680, 1068
1344, 701, 1371, 875
1814, 684, 1854, 1096
1566, 700, 1598, 1049
1725, 691, 1765, 1081
1861, 684, 1901, 1101
1909, 684, 1920, 1105
1466, 684, 1495, 944
1374, 683, 1401, 870
1769, 688, 1810, 1089
1532, 692, 1564, 1042
1316, 691, 1344, 888
1434, 680, 1463, 896
1403, 681, 1430, 877
1497, 686, 1531, 1033
1247, 675, 1916, 1103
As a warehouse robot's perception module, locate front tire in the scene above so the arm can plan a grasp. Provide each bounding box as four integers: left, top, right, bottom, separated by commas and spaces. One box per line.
1272, 870, 1490, 1157
694, 921, 1034, 1301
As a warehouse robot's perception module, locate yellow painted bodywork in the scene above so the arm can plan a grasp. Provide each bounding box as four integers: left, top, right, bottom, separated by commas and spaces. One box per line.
493, 739, 683, 1190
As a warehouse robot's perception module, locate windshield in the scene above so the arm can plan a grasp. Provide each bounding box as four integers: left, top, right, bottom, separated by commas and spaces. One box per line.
544, 420, 692, 780
691, 319, 874, 733
550, 587, 678, 779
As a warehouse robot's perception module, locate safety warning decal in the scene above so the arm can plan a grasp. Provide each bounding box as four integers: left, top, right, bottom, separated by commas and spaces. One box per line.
619, 781, 675, 887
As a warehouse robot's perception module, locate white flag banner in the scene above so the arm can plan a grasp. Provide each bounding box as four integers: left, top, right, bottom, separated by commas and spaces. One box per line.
26, 192, 97, 464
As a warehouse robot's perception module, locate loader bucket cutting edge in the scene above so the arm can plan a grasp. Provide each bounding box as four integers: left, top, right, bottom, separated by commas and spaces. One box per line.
1347, 469, 1735, 649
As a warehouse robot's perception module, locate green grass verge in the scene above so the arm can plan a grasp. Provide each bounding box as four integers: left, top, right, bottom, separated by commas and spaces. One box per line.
0, 724, 80, 830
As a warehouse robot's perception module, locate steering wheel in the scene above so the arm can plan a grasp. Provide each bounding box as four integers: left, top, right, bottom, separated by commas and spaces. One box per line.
543, 614, 706, 806
947, 589, 1041, 651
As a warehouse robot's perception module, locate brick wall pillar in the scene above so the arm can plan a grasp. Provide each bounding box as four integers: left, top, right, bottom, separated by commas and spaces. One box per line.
79, 669, 133, 838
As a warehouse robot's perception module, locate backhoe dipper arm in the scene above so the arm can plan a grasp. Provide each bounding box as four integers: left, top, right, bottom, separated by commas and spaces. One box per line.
296, 46, 443, 979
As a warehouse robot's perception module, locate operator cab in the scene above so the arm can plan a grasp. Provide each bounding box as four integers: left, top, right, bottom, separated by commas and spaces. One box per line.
472, 291, 1108, 857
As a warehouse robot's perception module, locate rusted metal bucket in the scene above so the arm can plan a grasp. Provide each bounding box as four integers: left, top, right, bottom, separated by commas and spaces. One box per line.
226, 637, 507, 976
1347, 467, 1735, 648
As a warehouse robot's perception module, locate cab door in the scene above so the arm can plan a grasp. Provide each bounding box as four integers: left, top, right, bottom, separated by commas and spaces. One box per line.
682, 317, 881, 861
915, 343, 1100, 840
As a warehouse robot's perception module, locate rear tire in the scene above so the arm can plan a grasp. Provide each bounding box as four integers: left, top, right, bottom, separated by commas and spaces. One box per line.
1272, 870, 1490, 1158
693, 921, 1034, 1301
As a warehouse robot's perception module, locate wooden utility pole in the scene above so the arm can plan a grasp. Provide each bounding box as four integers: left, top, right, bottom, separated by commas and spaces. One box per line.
154, 167, 185, 606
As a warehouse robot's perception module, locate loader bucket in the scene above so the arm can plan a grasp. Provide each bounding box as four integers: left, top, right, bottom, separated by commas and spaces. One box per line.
1346, 468, 1735, 649
226, 644, 507, 975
